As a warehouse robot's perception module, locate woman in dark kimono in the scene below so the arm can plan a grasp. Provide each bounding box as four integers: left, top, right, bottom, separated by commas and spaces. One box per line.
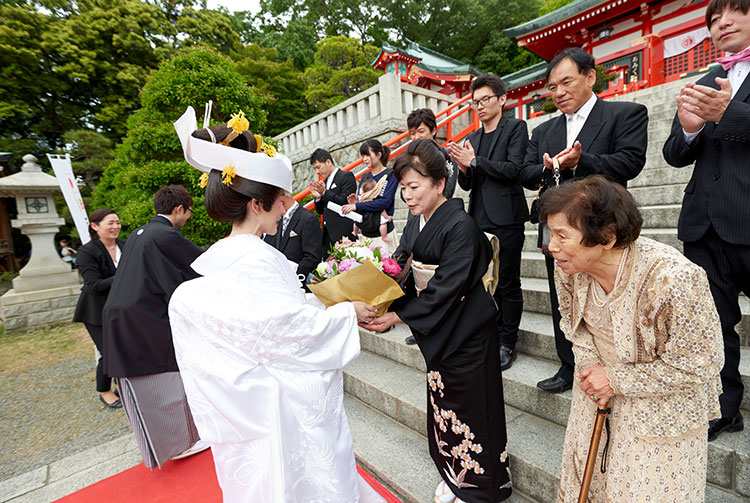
366, 139, 512, 503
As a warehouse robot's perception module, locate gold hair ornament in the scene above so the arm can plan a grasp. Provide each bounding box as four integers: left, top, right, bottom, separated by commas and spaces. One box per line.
221, 164, 236, 186
220, 110, 250, 146
199, 172, 209, 189
253, 134, 277, 158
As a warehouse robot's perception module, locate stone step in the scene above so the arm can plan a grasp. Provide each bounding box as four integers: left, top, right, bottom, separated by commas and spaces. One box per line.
629, 165, 693, 188
523, 183, 686, 210
346, 394, 541, 503
344, 347, 750, 500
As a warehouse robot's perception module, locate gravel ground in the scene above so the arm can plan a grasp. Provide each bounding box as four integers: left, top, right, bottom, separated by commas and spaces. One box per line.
0, 354, 131, 482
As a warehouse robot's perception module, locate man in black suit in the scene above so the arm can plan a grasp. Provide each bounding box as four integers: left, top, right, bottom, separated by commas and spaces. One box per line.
449, 73, 530, 371
103, 185, 205, 466
520, 48, 648, 393
663, 0, 750, 440
263, 196, 323, 284
308, 148, 357, 256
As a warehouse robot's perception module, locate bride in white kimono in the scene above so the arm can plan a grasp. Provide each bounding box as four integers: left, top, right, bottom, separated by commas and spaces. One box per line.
169, 107, 378, 502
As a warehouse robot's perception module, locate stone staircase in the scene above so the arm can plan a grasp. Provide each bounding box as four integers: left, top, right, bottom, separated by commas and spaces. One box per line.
343, 75, 750, 502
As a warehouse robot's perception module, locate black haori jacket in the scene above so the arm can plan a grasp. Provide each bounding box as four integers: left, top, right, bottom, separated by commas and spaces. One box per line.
102, 216, 203, 377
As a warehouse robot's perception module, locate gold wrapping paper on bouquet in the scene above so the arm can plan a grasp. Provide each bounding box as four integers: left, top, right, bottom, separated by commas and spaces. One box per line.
308, 261, 404, 316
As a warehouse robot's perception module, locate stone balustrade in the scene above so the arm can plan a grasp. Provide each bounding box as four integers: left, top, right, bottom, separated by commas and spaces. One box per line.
274, 73, 461, 189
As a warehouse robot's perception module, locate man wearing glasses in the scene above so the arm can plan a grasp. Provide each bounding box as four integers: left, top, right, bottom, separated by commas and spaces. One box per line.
449, 73, 530, 372
519, 47, 648, 394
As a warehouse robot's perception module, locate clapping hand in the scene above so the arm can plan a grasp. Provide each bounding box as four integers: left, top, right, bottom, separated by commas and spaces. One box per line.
577, 364, 615, 408
448, 140, 475, 172
347, 194, 360, 204
677, 77, 732, 129
309, 180, 325, 199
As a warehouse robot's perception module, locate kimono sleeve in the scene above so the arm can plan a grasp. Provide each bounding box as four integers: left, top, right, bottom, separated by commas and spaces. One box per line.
554, 269, 603, 371
396, 219, 483, 337
605, 264, 724, 397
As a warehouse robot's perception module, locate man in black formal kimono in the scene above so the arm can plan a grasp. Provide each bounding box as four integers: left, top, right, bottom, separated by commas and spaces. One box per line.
449, 73, 529, 371
308, 148, 356, 257
103, 185, 205, 468
663, 0, 750, 440
263, 195, 322, 286
520, 48, 648, 393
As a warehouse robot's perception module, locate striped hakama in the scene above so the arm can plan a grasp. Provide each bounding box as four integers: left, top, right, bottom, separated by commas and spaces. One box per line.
117, 372, 199, 469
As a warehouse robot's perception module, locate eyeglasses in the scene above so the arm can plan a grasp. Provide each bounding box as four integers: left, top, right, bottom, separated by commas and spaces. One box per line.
186, 207, 194, 216
470, 95, 500, 108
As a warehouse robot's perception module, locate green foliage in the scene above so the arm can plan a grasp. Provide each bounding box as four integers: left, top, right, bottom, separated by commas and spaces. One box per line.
541, 65, 618, 112
232, 44, 312, 136
92, 47, 267, 245
474, 32, 543, 78
539, 0, 576, 16
301, 36, 380, 112
62, 130, 113, 192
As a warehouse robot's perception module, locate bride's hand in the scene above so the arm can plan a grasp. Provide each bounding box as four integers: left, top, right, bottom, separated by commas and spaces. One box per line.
351, 301, 377, 323
363, 312, 401, 332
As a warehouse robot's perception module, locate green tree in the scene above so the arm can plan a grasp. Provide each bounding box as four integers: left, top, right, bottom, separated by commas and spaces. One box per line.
62, 129, 113, 192
176, 7, 242, 54
474, 32, 543, 78
539, 0, 575, 16
301, 36, 380, 112
92, 47, 267, 245
232, 44, 312, 136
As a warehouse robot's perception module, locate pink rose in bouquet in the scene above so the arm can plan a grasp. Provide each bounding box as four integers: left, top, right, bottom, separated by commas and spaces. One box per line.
338, 257, 360, 273
381, 257, 402, 277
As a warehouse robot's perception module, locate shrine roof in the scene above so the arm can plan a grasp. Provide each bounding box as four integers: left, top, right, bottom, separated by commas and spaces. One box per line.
375, 40, 480, 76
504, 0, 606, 38
502, 62, 548, 91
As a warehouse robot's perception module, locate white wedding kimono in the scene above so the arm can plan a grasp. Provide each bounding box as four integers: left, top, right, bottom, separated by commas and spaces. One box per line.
168, 234, 362, 503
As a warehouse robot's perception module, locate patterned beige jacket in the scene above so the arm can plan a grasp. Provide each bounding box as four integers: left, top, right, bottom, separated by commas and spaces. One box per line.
555, 237, 724, 437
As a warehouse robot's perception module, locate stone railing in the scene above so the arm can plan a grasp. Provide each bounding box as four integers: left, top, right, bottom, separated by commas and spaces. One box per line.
275, 72, 459, 168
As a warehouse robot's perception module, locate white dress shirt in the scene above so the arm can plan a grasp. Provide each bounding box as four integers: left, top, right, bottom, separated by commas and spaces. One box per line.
566, 93, 598, 148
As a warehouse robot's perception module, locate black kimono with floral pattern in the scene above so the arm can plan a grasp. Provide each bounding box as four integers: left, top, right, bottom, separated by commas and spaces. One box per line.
394, 198, 512, 503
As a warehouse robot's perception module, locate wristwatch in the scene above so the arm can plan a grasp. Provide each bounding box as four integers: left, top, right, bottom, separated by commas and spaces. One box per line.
470, 157, 477, 168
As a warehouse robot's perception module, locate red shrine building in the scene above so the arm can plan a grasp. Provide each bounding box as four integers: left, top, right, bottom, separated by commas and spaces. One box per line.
501, 0, 721, 119
371, 40, 481, 98
372, 0, 721, 120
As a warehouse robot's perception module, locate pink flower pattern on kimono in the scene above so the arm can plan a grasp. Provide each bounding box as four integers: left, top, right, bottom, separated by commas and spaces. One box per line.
428, 370, 483, 489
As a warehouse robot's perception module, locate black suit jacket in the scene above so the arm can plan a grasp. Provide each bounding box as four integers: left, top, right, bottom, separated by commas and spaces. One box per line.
263, 206, 323, 278
314, 169, 357, 243
520, 98, 648, 191
73, 237, 127, 326
663, 67, 750, 246
102, 216, 203, 377
457, 117, 530, 227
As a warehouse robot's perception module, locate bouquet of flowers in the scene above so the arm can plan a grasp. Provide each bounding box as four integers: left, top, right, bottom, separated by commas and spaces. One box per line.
308, 238, 404, 316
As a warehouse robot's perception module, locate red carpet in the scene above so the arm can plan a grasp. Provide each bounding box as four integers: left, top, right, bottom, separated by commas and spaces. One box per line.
54, 449, 401, 502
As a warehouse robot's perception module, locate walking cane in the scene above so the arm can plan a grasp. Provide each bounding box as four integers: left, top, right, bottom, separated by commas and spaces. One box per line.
578, 403, 611, 503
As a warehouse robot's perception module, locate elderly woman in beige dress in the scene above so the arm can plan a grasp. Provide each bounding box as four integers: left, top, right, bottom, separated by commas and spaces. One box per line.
539, 176, 724, 503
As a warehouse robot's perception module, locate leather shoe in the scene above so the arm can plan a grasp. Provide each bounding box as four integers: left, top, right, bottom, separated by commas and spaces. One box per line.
100, 395, 122, 409
537, 375, 572, 393
499, 345, 517, 371
708, 413, 743, 441
404, 335, 417, 345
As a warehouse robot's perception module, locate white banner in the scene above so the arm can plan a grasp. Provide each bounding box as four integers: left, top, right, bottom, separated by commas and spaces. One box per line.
47, 154, 91, 244
664, 27, 710, 59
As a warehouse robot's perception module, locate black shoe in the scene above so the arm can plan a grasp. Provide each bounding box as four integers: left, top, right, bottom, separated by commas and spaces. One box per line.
499, 345, 517, 371
537, 375, 572, 393
404, 335, 417, 345
708, 413, 743, 441
100, 395, 123, 409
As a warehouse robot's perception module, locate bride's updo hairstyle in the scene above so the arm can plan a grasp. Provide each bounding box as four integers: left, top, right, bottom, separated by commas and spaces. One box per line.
192, 125, 283, 223
392, 139, 450, 185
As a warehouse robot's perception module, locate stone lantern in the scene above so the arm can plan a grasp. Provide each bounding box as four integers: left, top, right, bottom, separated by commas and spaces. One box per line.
0, 154, 81, 331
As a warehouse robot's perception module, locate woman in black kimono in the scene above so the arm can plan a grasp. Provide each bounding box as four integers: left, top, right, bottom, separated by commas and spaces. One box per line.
366, 139, 512, 503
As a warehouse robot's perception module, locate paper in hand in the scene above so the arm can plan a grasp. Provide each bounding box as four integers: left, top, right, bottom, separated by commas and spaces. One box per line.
327, 202, 363, 223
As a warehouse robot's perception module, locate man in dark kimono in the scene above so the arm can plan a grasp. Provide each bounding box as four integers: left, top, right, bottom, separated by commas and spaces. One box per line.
449, 73, 530, 371
308, 148, 357, 256
263, 195, 322, 287
102, 185, 205, 468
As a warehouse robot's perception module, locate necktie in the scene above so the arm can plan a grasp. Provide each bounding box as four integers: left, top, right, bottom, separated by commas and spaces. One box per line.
567, 114, 578, 148
717, 46, 750, 70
